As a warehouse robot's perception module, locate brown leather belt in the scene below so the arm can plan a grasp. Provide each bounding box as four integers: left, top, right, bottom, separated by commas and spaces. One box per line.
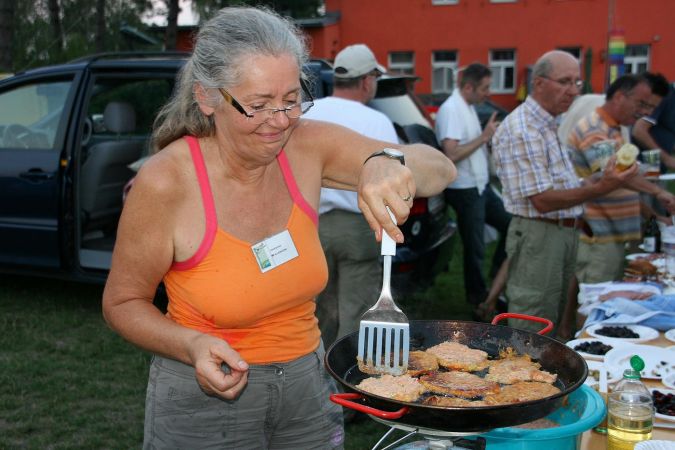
519, 216, 593, 237
529, 217, 578, 228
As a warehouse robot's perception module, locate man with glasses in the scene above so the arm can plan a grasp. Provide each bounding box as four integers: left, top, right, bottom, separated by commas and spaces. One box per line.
492, 50, 638, 334
568, 74, 675, 286
303, 44, 399, 347
633, 77, 675, 173
435, 63, 510, 318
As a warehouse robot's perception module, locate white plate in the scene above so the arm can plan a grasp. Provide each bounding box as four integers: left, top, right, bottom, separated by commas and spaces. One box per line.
659, 173, 675, 181
585, 360, 622, 387
664, 372, 675, 389
666, 329, 675, 343
604, 344, 675, 380
585, 323, 659, 344
566, 337, 617, 362
651, 388, 675, 423
626, 252, 652, 261
625, 253, 666, 269
636, 438, 675, 448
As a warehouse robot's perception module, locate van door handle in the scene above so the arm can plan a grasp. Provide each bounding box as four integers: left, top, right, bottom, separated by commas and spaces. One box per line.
20, 169, 55, 181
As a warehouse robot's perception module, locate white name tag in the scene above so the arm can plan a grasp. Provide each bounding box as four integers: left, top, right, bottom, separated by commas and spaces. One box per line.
251, 229, 299, 273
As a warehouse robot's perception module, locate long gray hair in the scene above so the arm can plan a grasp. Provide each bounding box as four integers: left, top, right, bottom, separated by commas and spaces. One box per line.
151, 6, 308, 152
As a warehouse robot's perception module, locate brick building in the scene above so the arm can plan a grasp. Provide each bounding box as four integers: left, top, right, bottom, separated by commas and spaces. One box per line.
304, 0, 675, 111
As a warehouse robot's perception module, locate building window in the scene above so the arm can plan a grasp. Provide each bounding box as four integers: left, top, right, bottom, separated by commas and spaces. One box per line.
389, 51, 415, 76
625, 45, 650, 74
489, 49, 516, 93
558, 46, 582, 60
432, 0, 459, 4
432, 51, 457, 94
490, 0, 517, 3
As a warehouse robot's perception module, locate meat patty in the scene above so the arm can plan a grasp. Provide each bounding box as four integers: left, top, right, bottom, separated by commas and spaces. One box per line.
423, 396, 488, 407
485, 355, 557, 384
484, 381, 561, 405
425, 341, 489, 372
356, 374, 427, 402
419, 371, 500, 398
407, 350, 439, 376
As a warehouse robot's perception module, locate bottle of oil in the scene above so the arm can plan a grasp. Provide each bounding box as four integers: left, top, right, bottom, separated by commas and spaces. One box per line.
607, 355, 654, 450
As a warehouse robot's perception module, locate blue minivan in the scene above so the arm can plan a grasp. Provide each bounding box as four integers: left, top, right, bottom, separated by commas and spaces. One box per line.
0, 53, 454, 291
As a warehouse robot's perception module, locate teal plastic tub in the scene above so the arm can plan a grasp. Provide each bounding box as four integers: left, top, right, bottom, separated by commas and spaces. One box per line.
479, 385, 606, 450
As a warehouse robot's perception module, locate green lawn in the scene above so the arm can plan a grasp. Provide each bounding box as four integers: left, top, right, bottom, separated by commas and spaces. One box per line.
0, 236, 480, 449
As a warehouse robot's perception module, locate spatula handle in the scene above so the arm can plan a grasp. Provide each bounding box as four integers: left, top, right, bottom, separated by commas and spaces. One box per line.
381, 207, 397, 256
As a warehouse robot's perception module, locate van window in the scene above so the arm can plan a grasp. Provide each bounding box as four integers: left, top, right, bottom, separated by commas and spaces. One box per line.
0, 80, 72, 150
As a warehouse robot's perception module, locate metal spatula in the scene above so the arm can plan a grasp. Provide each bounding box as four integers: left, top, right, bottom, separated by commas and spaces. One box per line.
357, 207, 410, 376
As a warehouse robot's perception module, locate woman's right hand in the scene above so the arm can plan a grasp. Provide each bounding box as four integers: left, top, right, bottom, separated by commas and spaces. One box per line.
189, 333, 249, 400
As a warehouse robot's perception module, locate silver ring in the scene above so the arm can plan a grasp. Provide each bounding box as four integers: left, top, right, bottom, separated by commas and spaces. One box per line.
402, 194, 412, 202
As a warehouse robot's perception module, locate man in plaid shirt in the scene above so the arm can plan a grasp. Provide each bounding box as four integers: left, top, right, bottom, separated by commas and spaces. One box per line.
492, 50, 637, 334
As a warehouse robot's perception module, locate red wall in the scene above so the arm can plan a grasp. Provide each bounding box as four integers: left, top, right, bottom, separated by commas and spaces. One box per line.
311, 0, 675, 111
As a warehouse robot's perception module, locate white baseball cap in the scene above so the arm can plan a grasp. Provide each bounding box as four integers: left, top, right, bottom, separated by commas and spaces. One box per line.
333, 44, 386, 79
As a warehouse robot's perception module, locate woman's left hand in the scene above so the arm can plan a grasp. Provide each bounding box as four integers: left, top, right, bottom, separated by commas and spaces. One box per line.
357, 157, 416, 243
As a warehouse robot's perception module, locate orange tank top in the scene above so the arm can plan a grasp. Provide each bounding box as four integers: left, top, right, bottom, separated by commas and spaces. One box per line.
163, 136, 328, 364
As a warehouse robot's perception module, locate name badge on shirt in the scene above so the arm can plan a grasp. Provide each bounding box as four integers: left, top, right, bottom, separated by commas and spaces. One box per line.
251, 229, 299, 273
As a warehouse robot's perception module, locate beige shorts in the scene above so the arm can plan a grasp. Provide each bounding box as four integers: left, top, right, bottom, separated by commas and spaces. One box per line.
143, 346, 344, 449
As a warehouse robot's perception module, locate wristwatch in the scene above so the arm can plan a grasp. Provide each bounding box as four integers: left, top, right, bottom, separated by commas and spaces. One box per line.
363, 148, 406, 166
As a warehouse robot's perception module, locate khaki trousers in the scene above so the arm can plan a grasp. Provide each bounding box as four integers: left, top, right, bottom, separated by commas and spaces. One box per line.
505, 216, 579, 334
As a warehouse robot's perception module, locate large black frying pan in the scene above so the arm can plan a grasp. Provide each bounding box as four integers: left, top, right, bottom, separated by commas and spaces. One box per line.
326, 314, 587, 433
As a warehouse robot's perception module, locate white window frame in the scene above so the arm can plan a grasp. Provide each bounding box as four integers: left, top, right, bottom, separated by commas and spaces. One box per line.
432, 0, 459, 5
431, 51, 458, 94
489, 49, 516, 94
624, 44, 650, 75
388, 51, 415, 76
490, 0, 517, 3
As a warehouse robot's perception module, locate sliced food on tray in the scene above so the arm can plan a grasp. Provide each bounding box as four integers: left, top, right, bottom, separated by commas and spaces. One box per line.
406, 350, 439, 376
356, 374, 427, 402
485, 353, 557, 384
425, 341, 489, 372
419, 371, 500, 398
355, 342, 562, 408
484, 381, 561, 405
423, 396, 488, 407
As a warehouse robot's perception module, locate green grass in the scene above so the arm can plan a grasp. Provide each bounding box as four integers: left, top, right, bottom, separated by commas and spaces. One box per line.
0, 236, 484, 449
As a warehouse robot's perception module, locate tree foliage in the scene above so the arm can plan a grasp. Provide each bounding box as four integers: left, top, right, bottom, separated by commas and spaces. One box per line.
11, 0, 153, 72
192, 0, 323, 22
4, 0, 323, 73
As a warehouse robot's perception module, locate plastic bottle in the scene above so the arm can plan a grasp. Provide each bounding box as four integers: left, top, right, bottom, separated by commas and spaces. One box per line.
607, 355, 654, 450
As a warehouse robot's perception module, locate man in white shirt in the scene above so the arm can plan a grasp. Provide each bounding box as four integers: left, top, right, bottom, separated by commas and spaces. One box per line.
435, 63, 510, 313
303, 44, 399, 346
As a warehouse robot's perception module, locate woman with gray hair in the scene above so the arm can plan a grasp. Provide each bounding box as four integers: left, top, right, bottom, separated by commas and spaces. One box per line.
102, 6, 455, 448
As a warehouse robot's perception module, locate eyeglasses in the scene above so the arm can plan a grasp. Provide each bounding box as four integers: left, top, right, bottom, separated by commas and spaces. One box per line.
637, 100, 660, 111
218, 79, 314, 124
540, 76, 584, 90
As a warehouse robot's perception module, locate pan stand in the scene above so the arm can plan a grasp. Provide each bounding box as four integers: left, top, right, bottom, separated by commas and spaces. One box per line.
368, 417, 487, 450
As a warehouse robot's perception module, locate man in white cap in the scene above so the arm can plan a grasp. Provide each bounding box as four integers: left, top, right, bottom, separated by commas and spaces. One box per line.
303, 44, 399, 347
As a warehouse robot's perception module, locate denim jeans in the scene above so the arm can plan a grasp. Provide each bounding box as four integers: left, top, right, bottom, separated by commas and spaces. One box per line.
445, 185, 511, 305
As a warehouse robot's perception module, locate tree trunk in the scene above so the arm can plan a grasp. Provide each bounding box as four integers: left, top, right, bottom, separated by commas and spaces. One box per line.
0, 0, 16, 72
164, 0, 179, 51
95, 0, 105, 53
47, 0, 65, 53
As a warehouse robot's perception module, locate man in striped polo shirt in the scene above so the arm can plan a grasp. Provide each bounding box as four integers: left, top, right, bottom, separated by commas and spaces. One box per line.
568, 74, 673, 285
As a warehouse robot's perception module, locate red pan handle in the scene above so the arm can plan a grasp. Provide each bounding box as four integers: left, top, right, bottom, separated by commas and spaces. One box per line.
330, 393, 409, 419
491, 313, 554, 335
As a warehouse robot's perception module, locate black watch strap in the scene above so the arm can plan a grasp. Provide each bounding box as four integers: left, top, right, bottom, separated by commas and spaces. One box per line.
363, 148, 405, 166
